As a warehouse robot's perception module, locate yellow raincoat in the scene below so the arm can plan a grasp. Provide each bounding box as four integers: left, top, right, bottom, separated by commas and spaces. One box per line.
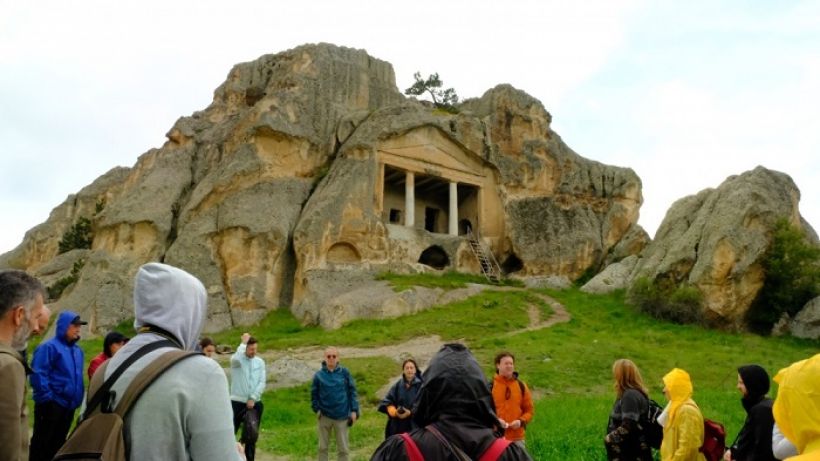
661, 368, 706, 461
773, 353, 820, 460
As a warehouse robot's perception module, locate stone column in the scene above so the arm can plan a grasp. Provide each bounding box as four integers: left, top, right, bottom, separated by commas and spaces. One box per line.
449, 181, 458, 235
405, 172, 415, 227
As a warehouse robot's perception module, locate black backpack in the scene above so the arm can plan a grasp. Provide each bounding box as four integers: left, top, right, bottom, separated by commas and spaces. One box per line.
642, 398, 664, 449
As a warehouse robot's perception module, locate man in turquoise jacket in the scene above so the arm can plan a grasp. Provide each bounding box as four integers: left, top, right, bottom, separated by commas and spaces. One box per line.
311, 346, 360, 461
29, 310, 86, 461
230, 332, 266, 461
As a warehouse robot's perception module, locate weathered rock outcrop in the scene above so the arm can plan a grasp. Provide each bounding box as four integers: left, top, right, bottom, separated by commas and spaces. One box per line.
790, 296, 820, 339
629, 167, 816, 328
0, 43, 645, 331
582, 255, 640, 294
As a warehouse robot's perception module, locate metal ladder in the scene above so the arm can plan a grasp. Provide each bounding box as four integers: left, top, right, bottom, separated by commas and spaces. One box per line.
466, 229, 502, 284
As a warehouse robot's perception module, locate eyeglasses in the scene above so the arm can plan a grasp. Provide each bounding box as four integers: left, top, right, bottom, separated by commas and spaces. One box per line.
505, 387, 512, 400
326, 355, 337, 359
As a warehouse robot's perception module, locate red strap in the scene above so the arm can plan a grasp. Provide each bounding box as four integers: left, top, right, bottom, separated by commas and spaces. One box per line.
479, 437, 511, 461
401, 433, 425, 461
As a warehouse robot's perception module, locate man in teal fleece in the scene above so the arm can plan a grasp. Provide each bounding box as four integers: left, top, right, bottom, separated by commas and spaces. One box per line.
311, 346, 360, 461
29, 310, 86, 461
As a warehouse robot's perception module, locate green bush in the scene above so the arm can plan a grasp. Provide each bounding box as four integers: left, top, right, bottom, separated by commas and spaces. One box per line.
573, 266, 598, 287
747, 219, 820, 333
58, 217, 93, 253
47, 259, 85, 300
627, 276, 703, 324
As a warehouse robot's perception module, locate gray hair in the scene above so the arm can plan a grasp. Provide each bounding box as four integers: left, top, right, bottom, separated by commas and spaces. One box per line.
0, 270, 45, 317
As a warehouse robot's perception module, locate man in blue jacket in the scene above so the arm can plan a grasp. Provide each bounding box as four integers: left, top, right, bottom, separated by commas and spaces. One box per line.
311, 346, 359, 461
29, 310, 86, 461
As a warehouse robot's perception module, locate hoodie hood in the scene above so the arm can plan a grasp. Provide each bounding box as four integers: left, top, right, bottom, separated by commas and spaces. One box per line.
738, 364, 770, 409
663, 368, 693, 424
55, 310, 80, 345
773, 354, 820, 455
132, 263, 206, 351
413, 343, 498, 430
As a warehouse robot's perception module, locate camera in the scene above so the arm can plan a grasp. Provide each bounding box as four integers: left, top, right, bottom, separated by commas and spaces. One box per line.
397, 406, 407, 414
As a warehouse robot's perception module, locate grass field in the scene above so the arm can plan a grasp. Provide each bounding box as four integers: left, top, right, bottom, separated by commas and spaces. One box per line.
27, 276, 819, 460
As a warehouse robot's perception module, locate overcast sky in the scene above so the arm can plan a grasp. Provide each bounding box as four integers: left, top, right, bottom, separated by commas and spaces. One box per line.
2, 1, 818, 255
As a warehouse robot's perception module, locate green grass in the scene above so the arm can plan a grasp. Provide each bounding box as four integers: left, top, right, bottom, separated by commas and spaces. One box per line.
210, 289, 542, 349
375, 270, 524, 291
257, 356, 396, 459
27, 287, 818, 460
214, 287, 816, 460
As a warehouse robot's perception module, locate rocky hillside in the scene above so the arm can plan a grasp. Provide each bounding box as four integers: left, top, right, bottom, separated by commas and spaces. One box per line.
0, 43, 645, 332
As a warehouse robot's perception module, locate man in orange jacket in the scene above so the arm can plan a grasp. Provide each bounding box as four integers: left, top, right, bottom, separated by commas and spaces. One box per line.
491, 351, 534, 446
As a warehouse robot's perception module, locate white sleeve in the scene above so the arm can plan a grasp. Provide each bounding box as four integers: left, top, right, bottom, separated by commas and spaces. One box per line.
231, 343, 246, 368
772, 422, 798, 460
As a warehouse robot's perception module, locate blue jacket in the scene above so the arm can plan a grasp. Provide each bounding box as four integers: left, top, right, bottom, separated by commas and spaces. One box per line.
30, 310, 85, 409
311, 362, 359, 420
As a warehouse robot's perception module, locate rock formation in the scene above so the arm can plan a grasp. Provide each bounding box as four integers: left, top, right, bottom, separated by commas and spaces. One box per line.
0, 43, 645, 331
627, 167, 817, 329
790, 296, 820, 340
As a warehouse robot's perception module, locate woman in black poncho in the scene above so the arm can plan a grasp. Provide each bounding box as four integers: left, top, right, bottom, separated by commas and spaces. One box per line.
378, 358, 423, 438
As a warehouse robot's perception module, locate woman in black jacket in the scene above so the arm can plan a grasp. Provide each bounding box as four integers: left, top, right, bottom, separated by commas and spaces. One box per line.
724, 364, 776, 461
604, 359, 654, 461
378, 359, 423, 438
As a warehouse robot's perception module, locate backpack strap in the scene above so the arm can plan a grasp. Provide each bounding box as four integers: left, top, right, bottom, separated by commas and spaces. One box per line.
83, 339, 176, 418
113, 349, 199, 416
400, 433, 425, 461
479, 437, 512, 461
426, 424, 471, 461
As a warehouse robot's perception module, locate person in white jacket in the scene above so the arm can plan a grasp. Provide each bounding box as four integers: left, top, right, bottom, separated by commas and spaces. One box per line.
103, 262, 244, 461
231, 332, 266, 461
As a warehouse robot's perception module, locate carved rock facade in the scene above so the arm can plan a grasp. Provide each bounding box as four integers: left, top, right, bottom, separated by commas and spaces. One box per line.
0, 44, 644, 331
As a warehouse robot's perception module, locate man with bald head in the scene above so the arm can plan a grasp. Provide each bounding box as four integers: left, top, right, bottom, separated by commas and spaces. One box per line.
0, 270, 49, 461
311, 346, 360, 461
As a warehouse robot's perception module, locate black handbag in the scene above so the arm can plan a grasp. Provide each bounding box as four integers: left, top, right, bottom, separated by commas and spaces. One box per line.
241, 407, 260, 443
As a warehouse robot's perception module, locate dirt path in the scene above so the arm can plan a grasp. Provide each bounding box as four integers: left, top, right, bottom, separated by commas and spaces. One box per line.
254, 290, 569, 370
248, 289, 570, 461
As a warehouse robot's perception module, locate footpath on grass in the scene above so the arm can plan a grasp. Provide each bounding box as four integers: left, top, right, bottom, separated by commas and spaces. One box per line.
234, 289, 571, 461
223, 290, 571, 390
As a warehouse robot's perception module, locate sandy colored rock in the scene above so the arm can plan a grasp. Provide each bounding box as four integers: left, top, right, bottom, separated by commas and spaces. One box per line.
582, 255, 640, 294
630, 166, 816, 328
2, 43, 645, 332
791, 296, 820, 339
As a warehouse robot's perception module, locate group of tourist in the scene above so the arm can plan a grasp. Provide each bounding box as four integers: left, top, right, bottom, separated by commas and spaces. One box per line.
604, 358, 819, 461
2, 264, 820, 461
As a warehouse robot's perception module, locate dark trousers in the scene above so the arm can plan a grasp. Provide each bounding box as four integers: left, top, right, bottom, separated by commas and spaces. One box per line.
29, 401, 75, 461
232, 400, 264, 461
